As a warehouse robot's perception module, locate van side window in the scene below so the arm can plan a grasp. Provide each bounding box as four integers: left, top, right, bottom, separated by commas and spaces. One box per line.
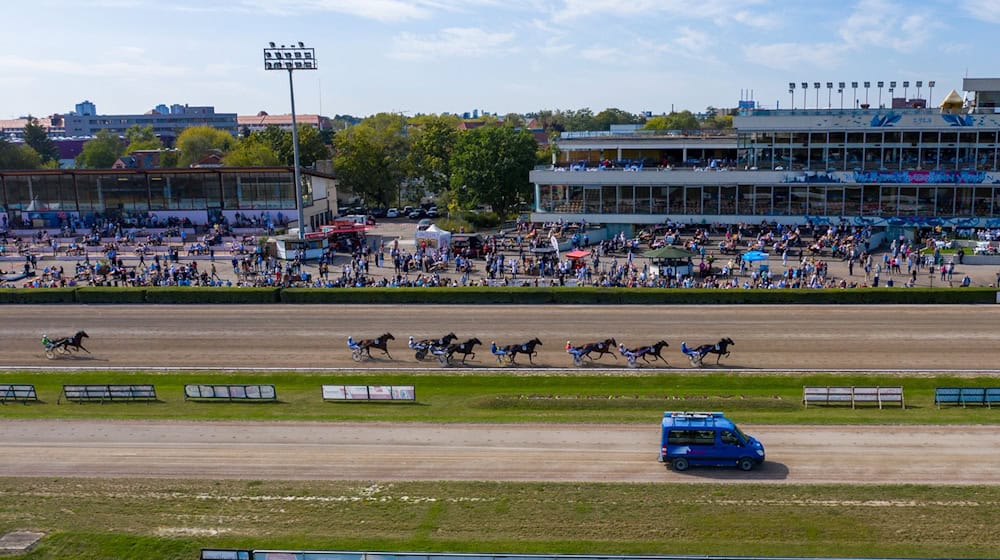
667, 430, 691, 445
721, 430, 739, 445
693, 430, 715, 445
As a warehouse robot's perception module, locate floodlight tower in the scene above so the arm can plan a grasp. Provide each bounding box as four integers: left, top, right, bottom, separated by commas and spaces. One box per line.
838, 82, 845, 109
263, 41, 317, 241
814, 82, 821, 108
877, 81, 884, 108
852, 82, 858, 108
789, 82, 796, 109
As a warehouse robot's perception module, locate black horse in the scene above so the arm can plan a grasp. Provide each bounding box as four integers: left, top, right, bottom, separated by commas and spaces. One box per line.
504, 337, 542, 365
580, 337, 618, 361
55, 330, 90, 354
412, 332, 457, 360
622, 340, 669, 365
446, 337, 482, 365
692, 337, 734, 365
359, 332, 395, 359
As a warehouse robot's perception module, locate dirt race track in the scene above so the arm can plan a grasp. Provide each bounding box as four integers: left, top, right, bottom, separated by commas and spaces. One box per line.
2, 304, 1000, 485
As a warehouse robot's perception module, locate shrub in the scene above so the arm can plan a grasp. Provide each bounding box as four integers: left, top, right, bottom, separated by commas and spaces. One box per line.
0, 288, 77, 304
145, 287, 280, 304
75, 287, 147, 303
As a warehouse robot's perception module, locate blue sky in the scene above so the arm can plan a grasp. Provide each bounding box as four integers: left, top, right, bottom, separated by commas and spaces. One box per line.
3, 0, 1000, 120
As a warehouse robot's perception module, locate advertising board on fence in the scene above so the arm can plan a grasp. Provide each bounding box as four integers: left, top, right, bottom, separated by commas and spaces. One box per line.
322, 385, 415, 402
184, 384, 277, 401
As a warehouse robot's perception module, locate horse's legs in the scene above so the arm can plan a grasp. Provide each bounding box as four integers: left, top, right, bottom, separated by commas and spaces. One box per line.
78, 344, 90, 354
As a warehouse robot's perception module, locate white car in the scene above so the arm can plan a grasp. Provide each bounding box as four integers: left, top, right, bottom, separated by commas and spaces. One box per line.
386, 208, 400, 218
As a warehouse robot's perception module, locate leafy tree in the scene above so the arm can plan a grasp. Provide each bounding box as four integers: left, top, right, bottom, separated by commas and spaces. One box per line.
0, 137, 43, 169
501, 113, 525, 128
702, 114, 734, 130
643, 110, 700, 132
563, 108, 597, 131
529, 109, 566, 133
76, 130, 124, 169
22, 116, 59, 164
223, 135, 281, 167
407, 115, 460, 196
450, 124, 537, 219
174, 126, 234, 167
332, 113, 409, 207
124, 125, 163, 152
593, 108, 644, 131
251, 124, 329, 167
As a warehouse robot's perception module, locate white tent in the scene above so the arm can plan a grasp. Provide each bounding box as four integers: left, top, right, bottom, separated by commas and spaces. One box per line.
415, 224, 451, 250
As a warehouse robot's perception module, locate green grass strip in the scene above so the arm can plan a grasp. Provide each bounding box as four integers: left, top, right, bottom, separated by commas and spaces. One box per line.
3, 478, 998, 559
2, 370, 998, 424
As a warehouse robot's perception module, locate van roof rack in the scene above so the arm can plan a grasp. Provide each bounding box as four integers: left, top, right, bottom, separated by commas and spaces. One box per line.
664, 411, 725, 418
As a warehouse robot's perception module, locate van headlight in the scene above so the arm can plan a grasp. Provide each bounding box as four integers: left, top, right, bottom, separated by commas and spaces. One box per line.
756, 449, 764, 456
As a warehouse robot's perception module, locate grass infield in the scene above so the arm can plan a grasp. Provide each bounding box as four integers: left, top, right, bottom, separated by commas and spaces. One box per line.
3, 479, 999, 559
2, 369, 999, 559
1, 369, 998, 424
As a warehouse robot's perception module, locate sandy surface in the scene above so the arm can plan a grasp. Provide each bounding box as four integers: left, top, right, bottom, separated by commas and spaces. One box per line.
3, 304, 1000, 370
1, 419, 998, 485
2, 304, 1000, 485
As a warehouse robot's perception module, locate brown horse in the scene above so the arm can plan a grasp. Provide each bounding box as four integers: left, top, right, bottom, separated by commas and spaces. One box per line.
359, 333, 395, 359
446, 337, 482, 365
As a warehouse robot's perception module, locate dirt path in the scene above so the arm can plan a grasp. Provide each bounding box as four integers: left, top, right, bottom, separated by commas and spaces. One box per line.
2, 304, 999, 485
1, 419, 996, 485
3, 304, 1000, 370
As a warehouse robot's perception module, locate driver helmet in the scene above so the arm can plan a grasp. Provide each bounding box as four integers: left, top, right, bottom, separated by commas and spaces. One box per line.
42, 333, 48, 339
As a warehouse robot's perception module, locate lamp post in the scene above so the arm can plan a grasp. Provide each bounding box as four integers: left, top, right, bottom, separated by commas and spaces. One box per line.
264, 41, 317, 241
877, 81, 884, 108
789, 82, 795, 109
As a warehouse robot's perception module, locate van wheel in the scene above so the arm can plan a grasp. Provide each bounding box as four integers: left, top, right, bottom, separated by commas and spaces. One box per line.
671, 457, 689, 472
738, 457, 755, 471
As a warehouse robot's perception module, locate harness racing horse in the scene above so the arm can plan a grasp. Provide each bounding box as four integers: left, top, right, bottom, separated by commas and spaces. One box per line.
410, 332, 458, 360
358, 332, 395, 360
681, 337, 734, 366
445, 337, 482, 365
503, 337, 542, 365
61, 330, 90, 353
618, 340, 669, 367
579, 338, 618, 362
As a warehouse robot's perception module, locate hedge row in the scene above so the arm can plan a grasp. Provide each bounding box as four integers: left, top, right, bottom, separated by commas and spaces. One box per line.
0, 287, 997, 304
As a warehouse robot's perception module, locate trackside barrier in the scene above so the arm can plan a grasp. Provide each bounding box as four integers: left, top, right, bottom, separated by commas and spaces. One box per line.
0, 384, 37, 404
935, 387, 1000, 408
184, 384, 277, 402
322, 385, 415, 402
202, 551, 905, 560
58, 384, 157, 404
803, 386, 904, 409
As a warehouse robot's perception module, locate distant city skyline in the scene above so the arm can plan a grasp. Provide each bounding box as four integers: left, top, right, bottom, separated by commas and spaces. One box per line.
3, 0, 1000, 120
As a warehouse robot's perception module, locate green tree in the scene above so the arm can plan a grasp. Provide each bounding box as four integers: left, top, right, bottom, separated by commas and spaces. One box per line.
252, 124, 329, 167
223, 134, 281, 167
594, 108, 643, 131
643, 110, 700, 132
22, 116, 59, 164
563, 108, 597, 131
332, 113, 409, 207
407, 115, 460, 196
0, 137, 43, 169
124, 125, 163, 152
450, 125, 537, 219
702, 114, 734, 130
174, 126, 234, 167
76, 130, 124, 169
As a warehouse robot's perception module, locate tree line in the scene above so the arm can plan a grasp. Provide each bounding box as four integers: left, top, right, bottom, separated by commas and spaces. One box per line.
0, 106, 732, 219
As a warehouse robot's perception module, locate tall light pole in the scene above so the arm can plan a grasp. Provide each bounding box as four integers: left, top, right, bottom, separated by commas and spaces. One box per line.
264, 41, 317, 241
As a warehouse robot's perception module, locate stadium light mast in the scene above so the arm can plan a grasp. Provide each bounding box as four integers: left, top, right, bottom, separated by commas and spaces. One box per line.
789, 82, 795, 109
838, 82, 845, 109
877, 81, 885, 108
263, 41, 317, 241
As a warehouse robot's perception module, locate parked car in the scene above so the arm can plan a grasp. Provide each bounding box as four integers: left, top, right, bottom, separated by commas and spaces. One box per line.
370, 207, 387, 218
417, 218, 432, 231
427, 206, 439, 218
386, 208, 400, 218
408, 208, 427, 220
402, 205, 415, 215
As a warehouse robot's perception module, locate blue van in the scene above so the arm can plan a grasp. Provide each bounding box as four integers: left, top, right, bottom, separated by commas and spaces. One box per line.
658, 411, 765, 471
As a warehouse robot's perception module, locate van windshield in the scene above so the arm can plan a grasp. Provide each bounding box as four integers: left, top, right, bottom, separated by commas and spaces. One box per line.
733, 425, 750, 444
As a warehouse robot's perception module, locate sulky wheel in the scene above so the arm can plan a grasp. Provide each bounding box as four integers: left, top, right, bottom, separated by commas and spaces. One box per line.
572, 354, 584, 367
415, 350, 427, 360
351, 349, 363, 362
45, 349, 56, 360
627, 357, 638, 368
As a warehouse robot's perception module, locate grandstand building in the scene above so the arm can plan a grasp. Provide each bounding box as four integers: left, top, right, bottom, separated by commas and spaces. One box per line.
530, 78, 1000, 231
0, 167, 337, 232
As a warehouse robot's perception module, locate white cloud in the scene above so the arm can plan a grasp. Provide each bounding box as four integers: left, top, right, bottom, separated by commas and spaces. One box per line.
839, 0, 937, 53
579, 46, 622, 63
237, 0, 517, 22
551, 0, 775, 27
389, 27, 516, 60
0, 56, 188, 79
743, 42, 846, 70
960, 0, 1000, 24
